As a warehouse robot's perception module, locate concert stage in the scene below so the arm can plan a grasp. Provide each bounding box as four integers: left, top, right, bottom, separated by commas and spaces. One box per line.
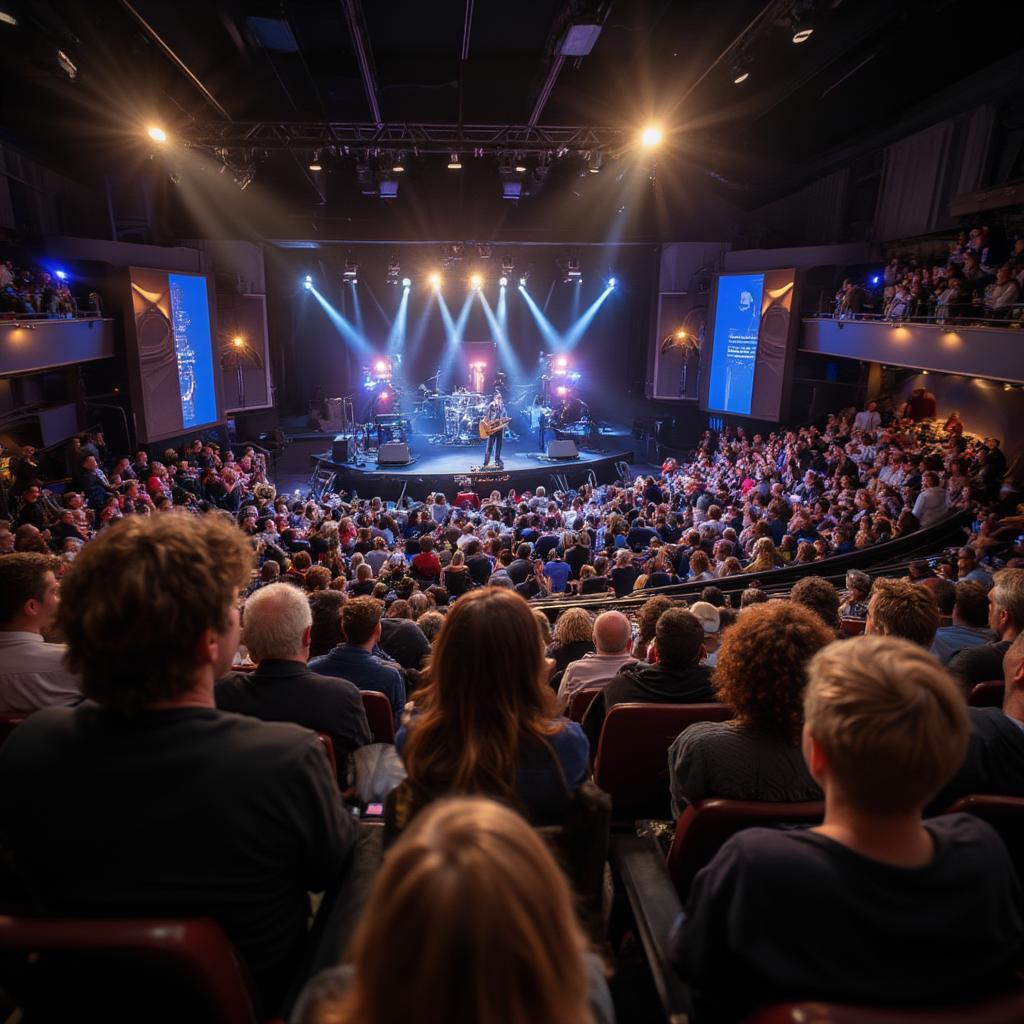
308, 434, 635, 501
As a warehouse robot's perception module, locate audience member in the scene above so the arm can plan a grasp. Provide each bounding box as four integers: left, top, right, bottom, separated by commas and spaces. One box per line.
687, 601, 721, 666
547, 607, 596, 678
866, 577, 940, 648
556, 611, 636, 712
790, 576, 841, 632
931, 581, 995, 664
308, 589, 346, 658
949, 569, 1024, 692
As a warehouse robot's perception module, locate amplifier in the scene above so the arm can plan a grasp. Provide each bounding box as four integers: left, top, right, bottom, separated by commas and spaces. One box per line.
546, 439, 579, 460
332, 434, 357, 462
378, 441, 412, 466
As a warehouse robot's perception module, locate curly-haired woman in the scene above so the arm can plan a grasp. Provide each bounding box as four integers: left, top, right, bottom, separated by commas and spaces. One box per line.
668, 601, 832, 817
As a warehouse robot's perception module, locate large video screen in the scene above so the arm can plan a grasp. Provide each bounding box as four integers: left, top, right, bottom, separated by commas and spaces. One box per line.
127, 268, 223, 442
701, 268, 796, 421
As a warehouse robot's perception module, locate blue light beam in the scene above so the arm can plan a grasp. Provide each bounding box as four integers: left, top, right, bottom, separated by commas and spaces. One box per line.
560, 284, 615, 351
309, 286, 372, 357
518, 285, 561, 350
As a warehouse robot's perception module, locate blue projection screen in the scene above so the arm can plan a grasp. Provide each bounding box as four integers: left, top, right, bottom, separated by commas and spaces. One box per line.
168, 273, 218, 429
706, 272, 765, 415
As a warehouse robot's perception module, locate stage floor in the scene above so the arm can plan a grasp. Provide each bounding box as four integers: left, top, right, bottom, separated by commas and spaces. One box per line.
299, 432, 636, 500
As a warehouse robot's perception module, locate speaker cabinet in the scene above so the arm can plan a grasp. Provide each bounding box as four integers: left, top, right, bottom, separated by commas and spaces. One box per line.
378, 442, 412, 465
332, 435, 357, 462
546, 439, 579, 459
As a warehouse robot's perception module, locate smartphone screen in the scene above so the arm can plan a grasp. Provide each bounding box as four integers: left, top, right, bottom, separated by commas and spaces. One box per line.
365, 802, 384, 816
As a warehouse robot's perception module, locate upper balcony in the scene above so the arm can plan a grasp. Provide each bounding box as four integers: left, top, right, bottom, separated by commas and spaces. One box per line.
0, 314, 116, 376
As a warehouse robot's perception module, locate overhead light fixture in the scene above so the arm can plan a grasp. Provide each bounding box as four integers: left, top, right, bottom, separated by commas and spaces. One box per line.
502, 180, 522, 200
514, 158, 527, 173
640, 125, 663, 149
519, 275, 528, 287
402, 277, 412, 288
588, 151, 604, 173
499, 276, 508, 287
303, 275, 313, 291
469, 273, 483, 290
733, 70, 749, 84
448, 153, 462, 170
147, 126, 168, 144
55, 269, 67, 281
0, 11, 17, 25
57, 49, 77, 81
792, 27, 814, 43
309, 150, 322, 171
607, 277, 617, 289
343, 256, 359, 283
379, 178, 399, 199
429, 271, 443, 289
559, 22, 603, 56
232, 335, 244, 348
392, 153, 406, 173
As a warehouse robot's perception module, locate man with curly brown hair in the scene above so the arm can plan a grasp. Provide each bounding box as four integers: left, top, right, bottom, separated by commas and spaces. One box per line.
0, 514, 354, 1013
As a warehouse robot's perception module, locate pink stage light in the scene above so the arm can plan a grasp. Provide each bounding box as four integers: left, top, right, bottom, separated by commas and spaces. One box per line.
556, 386, 568, 396
380, 391, 389, 400
374, 359, 389, 374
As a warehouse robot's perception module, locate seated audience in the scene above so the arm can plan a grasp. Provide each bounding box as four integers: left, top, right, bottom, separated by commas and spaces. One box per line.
556, 610, 636, 712
866, 576, 941, 648
949, 568, 1024, 692
669, 601, 832, 817
394, 589, 588, 829
310, 597, 406, 729
632, 595, 672, 659
673, 635, 1023, 1020
0, 515, 354, 1011
957, 546, 995, 588
547, 607, 596, 678
0, 552, 82, 713
378, 612, 431, 671
295, 798, 613, 1024
688, 601, 721, 666
582, 608, 714, 751
838, 569, 872, 619
215, 583, 371, 782
308, 589, 346, 657
931, 581, 995, 665
790, 576, 841, 633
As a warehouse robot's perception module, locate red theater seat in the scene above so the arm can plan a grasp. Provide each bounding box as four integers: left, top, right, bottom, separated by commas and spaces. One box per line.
968, 681, 1005, 708
592, 703, 734, 822
744, 991, 1024, 1023
0, 915, 269, 1024
315, 733, 337, 777
567, 687, 601, 723
667, 798, 824, 901
361, 690, 396, 744
0, 714, 26, 747
839, 618, 867, 636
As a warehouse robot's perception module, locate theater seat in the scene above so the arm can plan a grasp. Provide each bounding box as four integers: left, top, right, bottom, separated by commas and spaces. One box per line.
593, 703, 733, 823
744, 990, 1024, 1023
0, 714, 26, 748
667, 798, 824, 901
567, 687, 601, 723
315, 733, 337, 777
944, 794, 1024, 871
0, 915, 272, 1024
968, 681, 1005, 708
361, 690, 396, 744
839, 618, 867, 636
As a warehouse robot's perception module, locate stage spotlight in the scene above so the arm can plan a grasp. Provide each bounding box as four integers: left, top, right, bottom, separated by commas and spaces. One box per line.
429, 271, 443, 289
386, 256, 401, 286
309, 150, 322, 171
519, 275, 528, 287
374, 359, 389, 374
343, 257, 359, 284
55, 269, 67, 281
470, 273, 483, 290
792, 27, 814, 43
0, 11, 17, 25
607, 276, 617, 289
556, 385, 568, 397
499, 276, 508, 288
232, 335, 244, 348
640, 125, 663, 149
588, 151, 604, 173
732, 67, 750, 84
402, 277, 412, 288
303, 275, 313, 290
514, 159, 527, 173
392, 153, 406, 173
448, 153, 463, 170
147, 126, 168, 144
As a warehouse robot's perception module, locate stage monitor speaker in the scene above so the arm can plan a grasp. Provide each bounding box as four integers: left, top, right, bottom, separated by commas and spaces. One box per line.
546, 439, 579, 460
332, 434, 357, 462
378, 442, 411, 466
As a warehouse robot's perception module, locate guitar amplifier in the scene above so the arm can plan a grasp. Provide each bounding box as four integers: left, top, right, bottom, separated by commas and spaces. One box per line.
332, 434, 357, 462
546, 439, 579, 460
378, 442, 412, 466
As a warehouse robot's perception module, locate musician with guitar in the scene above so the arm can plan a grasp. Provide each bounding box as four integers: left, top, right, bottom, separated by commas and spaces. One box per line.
479, 391, 510, 469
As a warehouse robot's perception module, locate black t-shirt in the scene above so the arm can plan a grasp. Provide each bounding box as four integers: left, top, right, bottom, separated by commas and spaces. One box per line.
0, 705, 354, 1006
949, 640, 1012, 692
378, 617, 431, 670
507, 557, 533, 586
564, 545, 591, 580
674, 815, 1023, 1022
465, 553, 492, 587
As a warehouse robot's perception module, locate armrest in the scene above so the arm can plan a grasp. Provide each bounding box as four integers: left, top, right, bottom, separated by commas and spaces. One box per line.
612, 834, 689, 1024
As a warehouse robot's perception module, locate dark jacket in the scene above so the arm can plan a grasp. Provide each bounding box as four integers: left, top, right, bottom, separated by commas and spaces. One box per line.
548, 639, 596, 680
582, 660, 715, 751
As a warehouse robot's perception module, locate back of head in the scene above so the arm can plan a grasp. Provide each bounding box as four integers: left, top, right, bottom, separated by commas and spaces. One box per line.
805, 635, 969, 814
309, 589, 346, 657
553, 607, 594, 645
404, 590, 555, 800
593, 611, 631, 655
699, 586, 725, 608
714, 601, 833, 743
868, 577, 940, 648
58, 514, 252, 713
790, 576, 840, 630
320, 798, 591, 1024
992, 568, 1024, 635
953, 581, 988, 628
341, 596, 383, 645
0, 552, 60, 626
636, 594, 673, 642
655, 608, 705, 669
242, 582, 312, 662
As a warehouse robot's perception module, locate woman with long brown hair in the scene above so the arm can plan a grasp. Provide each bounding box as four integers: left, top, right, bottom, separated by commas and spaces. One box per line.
298, 798, 612, 1024
396, 588, 589, 825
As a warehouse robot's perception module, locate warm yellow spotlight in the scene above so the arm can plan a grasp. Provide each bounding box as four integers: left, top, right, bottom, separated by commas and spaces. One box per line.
232, 336, 244, 348
675, 328, 687, 339
640, 125, 663, 149
733, 71, 750, 85
147, 126, 168, 144
429, 271, 443, 289
792, 28, 814, 43
469, 273, 483, 290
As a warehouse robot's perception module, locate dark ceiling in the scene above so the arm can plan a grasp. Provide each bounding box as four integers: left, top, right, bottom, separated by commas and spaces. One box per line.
1, 0, 1022, 239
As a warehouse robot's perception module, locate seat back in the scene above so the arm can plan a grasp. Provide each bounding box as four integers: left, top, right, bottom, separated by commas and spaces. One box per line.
839, 618, 866, 636
667, 798, 824, 901
944, 794, 1024, 871
746, 990, 1024, 1023
567, 687, 601, 723
315, 733, 337, 776
361, 690, 396, 744
0, 915, 260, 1024
593, 703, 733, 820
0, 715, 26, 748
968, 681, 1005, 708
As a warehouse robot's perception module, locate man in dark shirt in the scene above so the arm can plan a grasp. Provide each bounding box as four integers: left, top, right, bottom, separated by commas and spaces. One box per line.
507, 543, 534, 586
949, 568, 1024, 694
463, 539, 492, 587
310, 596, 406, 729
216, 582, 371, 783
674, 635, 1023, 1021
582, 608, 713, 751
0, 514, 354, 1013
378, 615, 430, 671
15, 483, 47, 530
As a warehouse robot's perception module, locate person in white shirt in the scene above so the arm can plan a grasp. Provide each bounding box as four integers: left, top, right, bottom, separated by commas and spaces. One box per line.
556, 611, 636, 712
0, 553, 81, 714
853, 402, 881, 433
912, 471, 950, 529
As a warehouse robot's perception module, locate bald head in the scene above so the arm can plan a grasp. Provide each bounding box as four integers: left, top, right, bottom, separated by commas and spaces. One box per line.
242, 583, 312, 663
594, 611, 631, 655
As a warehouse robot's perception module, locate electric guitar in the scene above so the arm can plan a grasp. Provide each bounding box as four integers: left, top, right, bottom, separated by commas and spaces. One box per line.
479, 416, 511, 439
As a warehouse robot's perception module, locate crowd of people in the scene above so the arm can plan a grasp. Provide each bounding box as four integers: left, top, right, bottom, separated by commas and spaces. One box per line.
0, 399, 1022, 1021
834, 224, 1024, 322
0, 257, 100, 318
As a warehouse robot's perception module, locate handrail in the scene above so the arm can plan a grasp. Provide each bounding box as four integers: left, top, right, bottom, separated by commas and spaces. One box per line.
0, 312, 107, 326
808, 309, 1024, 329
